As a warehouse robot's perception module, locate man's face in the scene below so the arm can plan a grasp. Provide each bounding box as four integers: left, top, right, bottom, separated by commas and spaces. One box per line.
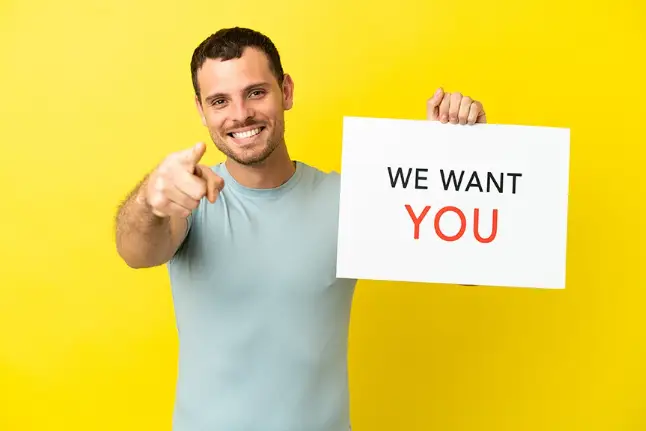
195, 47, 293, 166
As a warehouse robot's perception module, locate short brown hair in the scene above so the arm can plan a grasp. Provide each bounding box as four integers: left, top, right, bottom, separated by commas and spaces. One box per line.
190, 27, 285, 101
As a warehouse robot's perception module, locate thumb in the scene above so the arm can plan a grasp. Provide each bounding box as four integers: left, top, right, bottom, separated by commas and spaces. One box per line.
194, 164, 225, 203
426, 87, 444, 121
179, 142, 207, 165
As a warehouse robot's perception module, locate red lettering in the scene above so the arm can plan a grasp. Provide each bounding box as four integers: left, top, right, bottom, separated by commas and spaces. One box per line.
474, 208, 498, 243
434, 206, 467, 241
405, 204, 431, 240
405, 205, 499, 243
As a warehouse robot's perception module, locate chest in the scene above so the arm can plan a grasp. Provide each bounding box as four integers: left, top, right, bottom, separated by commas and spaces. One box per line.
185, 190, 341, 295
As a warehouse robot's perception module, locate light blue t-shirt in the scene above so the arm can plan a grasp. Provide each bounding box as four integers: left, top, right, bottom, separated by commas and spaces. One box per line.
167, 161, 357, 431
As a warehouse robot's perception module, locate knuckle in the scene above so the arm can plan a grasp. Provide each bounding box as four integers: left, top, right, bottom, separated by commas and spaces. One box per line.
188, 183, 206, 201
157, 162, 171, 175
148, 194, 166, 209
198, 181, 207, 196
154, 177, 168, 192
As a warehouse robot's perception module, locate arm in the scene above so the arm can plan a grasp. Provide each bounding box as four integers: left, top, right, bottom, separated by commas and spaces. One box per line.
115, 175, 189, 268
114, 142, 223, 269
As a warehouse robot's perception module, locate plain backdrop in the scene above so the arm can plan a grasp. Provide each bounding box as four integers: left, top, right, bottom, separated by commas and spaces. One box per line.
1, 0, 645, 430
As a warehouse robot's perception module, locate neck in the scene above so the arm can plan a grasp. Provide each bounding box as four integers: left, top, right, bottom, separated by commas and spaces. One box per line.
224, 143, 296, 189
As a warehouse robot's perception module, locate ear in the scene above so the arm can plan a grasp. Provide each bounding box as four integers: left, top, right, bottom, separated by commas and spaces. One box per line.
281, 73, 294, 111
195, 95, 207, 127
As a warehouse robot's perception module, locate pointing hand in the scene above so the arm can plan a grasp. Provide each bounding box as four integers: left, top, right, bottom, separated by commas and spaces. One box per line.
145, 142, 224, 218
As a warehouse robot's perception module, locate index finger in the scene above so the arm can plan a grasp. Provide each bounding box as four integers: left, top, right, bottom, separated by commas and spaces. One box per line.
176, 142, 207, 167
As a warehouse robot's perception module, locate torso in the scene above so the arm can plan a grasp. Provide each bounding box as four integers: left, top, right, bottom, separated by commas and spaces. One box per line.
167, 161, 357, 431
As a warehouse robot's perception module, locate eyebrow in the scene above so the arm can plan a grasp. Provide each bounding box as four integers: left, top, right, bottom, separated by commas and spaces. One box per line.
204, 82, 271, 105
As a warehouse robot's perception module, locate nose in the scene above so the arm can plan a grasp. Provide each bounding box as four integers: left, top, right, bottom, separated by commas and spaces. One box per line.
231, 98, 254, 125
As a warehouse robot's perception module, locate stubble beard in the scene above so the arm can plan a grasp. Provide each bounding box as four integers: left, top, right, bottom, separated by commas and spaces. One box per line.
210, 118, 285, 166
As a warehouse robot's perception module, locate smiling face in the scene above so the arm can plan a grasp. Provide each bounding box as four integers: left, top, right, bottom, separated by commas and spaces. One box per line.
195, 47, 294, 166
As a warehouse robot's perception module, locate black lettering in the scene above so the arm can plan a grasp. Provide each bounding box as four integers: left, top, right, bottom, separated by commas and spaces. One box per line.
465, 171, 483, 192
487, 172, 504, 193
387, 167, 413, 188
415, 168, 428, 189
507, 173, 522, 194
440, 169, 465, 191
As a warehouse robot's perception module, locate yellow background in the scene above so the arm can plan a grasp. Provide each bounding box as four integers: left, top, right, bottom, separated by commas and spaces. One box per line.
1, 0, 645, 429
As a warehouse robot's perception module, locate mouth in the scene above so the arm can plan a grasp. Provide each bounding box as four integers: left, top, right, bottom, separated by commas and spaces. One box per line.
227, 126, 266, 143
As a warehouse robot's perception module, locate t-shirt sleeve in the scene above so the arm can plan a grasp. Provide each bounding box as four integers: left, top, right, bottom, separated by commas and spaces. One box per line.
169, 211, 193, 264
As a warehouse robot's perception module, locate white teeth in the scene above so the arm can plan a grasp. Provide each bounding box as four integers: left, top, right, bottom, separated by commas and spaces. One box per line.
232, 128, 261, 139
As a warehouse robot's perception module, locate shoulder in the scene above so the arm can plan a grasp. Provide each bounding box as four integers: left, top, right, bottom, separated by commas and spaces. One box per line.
297, 162, 341, 193
292, 163, 343, 219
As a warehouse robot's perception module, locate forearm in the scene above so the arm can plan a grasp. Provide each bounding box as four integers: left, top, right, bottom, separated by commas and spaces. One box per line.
115, 177, 183, 268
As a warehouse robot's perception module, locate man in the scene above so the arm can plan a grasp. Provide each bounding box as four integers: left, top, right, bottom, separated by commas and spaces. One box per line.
115, 27, 486, 431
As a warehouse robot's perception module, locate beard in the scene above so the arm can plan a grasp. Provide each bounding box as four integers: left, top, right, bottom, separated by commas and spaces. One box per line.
209, 117, 285, 166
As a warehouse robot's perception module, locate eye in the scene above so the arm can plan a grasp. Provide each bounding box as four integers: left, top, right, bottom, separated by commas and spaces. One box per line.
209, 98, 226, 108
249, 89, 265, 98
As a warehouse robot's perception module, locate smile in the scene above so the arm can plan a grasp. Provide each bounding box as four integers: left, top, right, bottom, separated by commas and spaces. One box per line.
228, 127, 264, 139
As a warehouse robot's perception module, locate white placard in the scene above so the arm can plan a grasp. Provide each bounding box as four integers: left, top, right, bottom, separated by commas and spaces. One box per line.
336, 116, 570, 289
